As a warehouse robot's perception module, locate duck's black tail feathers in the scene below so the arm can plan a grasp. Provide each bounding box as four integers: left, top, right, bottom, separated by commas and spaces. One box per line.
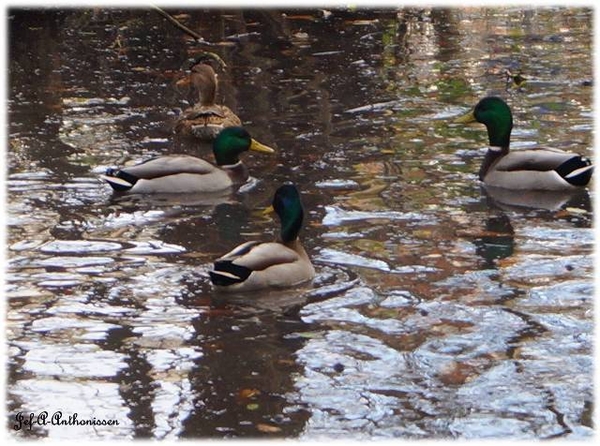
555, 156, 593, 187
100, 168, 138, 192
209, 261, 252, 287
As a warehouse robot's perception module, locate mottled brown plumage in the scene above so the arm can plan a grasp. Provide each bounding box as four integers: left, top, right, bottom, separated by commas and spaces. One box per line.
175, 61, 241, 141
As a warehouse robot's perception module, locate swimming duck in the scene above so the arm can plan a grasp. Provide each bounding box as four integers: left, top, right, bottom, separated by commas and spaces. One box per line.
505, 69, 527, 89
455, 96, 593, 190
174, 56, 241, 140
100, 127, 274, 194
209, 184, 315, 292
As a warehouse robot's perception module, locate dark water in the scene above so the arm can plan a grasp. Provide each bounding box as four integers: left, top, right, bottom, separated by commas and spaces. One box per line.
6, 7, 593, 440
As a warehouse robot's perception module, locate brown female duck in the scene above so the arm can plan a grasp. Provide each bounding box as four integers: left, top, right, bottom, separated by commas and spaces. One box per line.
174, 57, 241, 141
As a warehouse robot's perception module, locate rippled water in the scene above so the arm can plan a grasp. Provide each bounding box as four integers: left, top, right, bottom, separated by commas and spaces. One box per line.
6, 7, 594, 440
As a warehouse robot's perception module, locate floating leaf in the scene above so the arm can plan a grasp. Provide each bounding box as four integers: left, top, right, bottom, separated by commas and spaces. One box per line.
437, 361, 478, 386
346, 19, 379, 26
291, 331, 323, 340
256, 423, 282, 433
239, 388, 261, 399
283, 14, 315, 20
564, 207, 588, 215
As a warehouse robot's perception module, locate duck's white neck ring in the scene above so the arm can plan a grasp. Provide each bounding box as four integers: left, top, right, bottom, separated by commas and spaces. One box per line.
488, 146, 504, 152
221, 161, 244, 170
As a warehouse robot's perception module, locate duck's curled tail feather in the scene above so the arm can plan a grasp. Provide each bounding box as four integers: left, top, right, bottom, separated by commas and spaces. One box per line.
100, 168, 138, 192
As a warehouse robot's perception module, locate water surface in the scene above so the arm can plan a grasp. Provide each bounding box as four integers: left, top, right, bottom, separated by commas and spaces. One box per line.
6, 7, 594, 440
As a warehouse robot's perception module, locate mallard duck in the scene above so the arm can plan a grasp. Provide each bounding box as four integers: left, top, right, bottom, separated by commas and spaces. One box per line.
100, 127, 274, 194
209, 184, 315, 292
174, 56, 241, 140
505, 69, 527, 89
455, 96, 593, 190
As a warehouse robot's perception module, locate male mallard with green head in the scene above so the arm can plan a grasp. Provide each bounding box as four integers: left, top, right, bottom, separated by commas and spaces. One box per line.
174, 56, 241, 140
456, 96, 593, 190
209, 184, 315, 292
100, 127, 274, 194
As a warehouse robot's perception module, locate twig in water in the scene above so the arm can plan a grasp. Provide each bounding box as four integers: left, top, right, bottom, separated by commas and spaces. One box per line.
151, 5, 228, 68
151, 5, 204, 42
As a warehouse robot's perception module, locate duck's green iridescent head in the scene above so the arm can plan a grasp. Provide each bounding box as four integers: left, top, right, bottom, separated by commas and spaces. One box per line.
456, 96, 513, 148
272, 184, 304, 243
212, 127, 275, 166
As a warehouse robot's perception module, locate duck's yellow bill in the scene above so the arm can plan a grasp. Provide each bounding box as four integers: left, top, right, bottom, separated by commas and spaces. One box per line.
175, 76, 191, 88
250, 139, 275, 154
262, 205, 275, 215
454, 109, 476, 124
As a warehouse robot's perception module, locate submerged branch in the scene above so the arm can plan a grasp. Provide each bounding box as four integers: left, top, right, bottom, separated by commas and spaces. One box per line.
151, 5, 228, 68
151, 5, 204, 42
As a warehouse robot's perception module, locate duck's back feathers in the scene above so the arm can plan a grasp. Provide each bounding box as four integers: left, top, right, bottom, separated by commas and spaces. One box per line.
175, 106, 242, 140
493, 148, 584, 172
209, 240, 314, 292
215, 241, 302, 271
484, 148, 593, 190
121, 155, 216, 178
181, 104, 227, 120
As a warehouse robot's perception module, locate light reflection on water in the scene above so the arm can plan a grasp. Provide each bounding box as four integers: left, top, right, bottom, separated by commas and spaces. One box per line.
7, 7, 593, 440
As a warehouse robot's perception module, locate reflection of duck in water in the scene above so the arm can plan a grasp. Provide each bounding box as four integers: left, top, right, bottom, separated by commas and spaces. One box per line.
471, 213, 515, 268
175, 56, 242, 141
100, 127, 274, 194
209, 184, 315, 292
455, 97, 593, 191
482, 184, 591, 212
